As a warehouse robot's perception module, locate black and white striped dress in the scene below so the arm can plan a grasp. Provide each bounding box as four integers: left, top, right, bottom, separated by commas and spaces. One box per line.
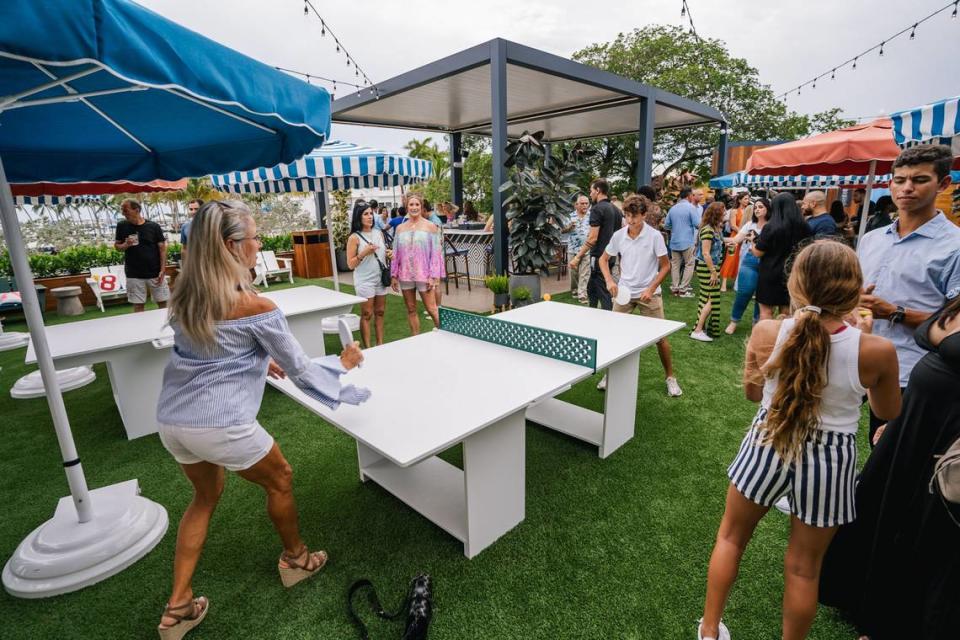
728, 319, 866, 527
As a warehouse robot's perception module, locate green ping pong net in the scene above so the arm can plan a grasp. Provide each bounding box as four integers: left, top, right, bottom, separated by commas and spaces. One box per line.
438, 307, 597, 371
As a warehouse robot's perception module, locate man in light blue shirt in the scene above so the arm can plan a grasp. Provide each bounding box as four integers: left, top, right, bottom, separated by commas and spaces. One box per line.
858, 144, 959, 444
663, 187, 702, 297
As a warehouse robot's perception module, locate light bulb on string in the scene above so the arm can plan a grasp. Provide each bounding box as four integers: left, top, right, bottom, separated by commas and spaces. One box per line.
953, 2, 958, 18
321, 23, 325, 36
306, 74, 311, 85
303, 2, 308, 16
680, 2, 686, 17
336, 43, 340, 53
909, 24, 916, 39
879, 42, 885, 57
831, 68, 836, 80
853, 57, 858, 70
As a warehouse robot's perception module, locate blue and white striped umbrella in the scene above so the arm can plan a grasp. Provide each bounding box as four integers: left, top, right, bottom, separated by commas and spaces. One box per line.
210, 140, 433, 193
14, 194, 104, 207
890, 96, 960, 154
710, 171, 892, 189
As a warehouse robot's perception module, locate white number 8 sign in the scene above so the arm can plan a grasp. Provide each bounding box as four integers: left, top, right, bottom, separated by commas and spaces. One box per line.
100, 274, 118, 292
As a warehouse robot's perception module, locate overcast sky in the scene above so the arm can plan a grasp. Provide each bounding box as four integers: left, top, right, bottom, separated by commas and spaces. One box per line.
141, 0, 960, 154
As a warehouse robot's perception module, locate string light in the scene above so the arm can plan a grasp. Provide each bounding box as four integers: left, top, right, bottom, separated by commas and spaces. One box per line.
301, 0, 377, 95
678, 1, 702, 42
777, 1, 956, 101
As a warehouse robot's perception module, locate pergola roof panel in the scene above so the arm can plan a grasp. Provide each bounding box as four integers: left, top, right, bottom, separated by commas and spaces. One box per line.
333, 39, 724, 141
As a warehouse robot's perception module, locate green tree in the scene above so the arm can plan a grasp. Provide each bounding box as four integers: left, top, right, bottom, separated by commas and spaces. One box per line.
404, 136, 451, 205
571, 25, 854, 190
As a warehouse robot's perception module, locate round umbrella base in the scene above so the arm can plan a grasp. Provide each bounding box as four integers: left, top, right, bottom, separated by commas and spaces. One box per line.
2, 479, 168, 598
11, 366, 96, 399
0, 331, 29, 352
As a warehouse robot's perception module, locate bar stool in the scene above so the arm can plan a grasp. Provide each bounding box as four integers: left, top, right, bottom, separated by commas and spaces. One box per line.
443, 236, 471, 293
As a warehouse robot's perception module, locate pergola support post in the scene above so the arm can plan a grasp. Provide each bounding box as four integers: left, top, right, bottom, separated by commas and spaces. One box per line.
635, 95, 655, 189
450, 132, 463, 210
490, 40, 509, 276
716, 125, 729, 193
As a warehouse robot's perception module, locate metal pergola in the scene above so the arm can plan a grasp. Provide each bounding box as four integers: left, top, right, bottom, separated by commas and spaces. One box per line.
333, 38, 728, 274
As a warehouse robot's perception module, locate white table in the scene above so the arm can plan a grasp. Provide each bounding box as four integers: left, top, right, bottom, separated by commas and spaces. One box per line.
268, 301, 683, 558
25, 286, 364, 440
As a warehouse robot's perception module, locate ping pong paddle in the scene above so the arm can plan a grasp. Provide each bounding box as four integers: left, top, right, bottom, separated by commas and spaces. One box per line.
338, 317, 361, 368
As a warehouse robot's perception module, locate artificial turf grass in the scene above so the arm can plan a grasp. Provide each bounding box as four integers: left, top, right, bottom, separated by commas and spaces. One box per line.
0, 280, 864, 639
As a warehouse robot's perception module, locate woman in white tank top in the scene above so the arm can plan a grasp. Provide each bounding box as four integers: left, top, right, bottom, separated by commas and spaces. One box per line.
697, 240, 901, 640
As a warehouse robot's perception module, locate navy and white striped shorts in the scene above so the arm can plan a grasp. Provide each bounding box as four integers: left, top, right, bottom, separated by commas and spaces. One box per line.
727, 409, 858, 528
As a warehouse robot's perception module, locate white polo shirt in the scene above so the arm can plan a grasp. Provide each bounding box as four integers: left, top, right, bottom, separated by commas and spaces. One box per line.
604, 223, 668, 297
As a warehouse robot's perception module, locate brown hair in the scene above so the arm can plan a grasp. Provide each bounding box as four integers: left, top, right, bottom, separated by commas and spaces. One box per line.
700, 202, 725, 229
590, 178, 610, 196
622, 194, 649, 216
893, 144, 953, 180
938, 294, 960, 330
760, 240, 863, 462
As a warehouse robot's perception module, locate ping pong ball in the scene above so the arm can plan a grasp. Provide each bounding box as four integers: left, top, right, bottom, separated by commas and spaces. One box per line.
543, 293, 551, 301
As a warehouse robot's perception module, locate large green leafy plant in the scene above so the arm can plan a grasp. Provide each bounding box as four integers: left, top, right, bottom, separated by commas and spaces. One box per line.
499, 131, 589, 274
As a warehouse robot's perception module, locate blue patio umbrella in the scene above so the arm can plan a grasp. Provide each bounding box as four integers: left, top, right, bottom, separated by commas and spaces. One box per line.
0, 0, 330, 598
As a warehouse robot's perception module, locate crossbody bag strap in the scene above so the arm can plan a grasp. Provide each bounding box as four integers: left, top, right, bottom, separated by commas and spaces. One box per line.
354, 232, 388, 270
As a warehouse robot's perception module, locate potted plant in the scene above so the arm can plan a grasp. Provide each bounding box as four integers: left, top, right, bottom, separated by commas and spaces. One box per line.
484, 274, 510, 311
330, 190, 353, 272
499, 131, 590, 301
510, 285, 532, 308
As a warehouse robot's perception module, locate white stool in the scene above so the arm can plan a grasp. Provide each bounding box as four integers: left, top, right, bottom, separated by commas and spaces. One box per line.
11, 366, 96, 400
321, 313, 360, 338
0, 317, 29, 352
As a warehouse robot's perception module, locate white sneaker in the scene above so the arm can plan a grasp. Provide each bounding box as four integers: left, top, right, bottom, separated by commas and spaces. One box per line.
774, 495, 791, 515
697, 618, 731, 640
666, 377, 683, 397
689, 330, 714, 343
679, 289, 695, 298
596, 374, 607, 391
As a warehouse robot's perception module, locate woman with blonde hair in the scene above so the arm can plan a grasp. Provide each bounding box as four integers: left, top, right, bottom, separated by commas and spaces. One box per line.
697, 240, 901, 640
391, 193, 444, 334
154, 201, 369, 640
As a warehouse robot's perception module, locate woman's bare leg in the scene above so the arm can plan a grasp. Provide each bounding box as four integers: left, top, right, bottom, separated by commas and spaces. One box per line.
401, 288, 420, 334
420, 287, 440, 327
358, 298, 374, 348
782, 517, 838, 640
373, 295, 387, 345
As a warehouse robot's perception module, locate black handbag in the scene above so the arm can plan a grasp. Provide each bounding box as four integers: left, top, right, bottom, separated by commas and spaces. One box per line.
355, 232, 392, 287
347, 574, 433, 640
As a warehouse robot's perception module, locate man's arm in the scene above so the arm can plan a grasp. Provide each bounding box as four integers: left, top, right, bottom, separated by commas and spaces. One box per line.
598, 249, 615, 294
155, 241, 167, 285
859, 284, 933, 329
571, 226, 599, 265
114, 224, 129, 251
644, 255, 670, 299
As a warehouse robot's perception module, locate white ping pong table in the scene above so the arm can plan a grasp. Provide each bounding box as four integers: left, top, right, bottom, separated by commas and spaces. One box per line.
269, 301, 683, 558
25, 285, 364, 440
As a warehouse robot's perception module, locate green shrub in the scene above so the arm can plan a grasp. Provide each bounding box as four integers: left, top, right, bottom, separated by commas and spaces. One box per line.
484, 274, 509, 294
511, 285, 531, 301
261, 234, 292, 253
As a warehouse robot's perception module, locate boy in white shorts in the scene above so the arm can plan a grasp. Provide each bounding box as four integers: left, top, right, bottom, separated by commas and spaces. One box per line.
598, 194, 681, 397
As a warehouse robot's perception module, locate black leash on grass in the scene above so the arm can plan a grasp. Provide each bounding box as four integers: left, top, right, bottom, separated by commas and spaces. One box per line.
347, 574, 433, 640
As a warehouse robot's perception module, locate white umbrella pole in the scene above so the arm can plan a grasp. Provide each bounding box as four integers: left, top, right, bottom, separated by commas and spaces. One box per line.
856, 159, 877, 242
0, 154, 92, 522
317, 189, 340, 292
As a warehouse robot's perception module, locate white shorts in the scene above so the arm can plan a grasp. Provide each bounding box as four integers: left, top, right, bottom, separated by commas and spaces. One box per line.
399, 280, 428, 292
127, 276, 170, 304
355, 279, 388, 299
158, 421, 274, 471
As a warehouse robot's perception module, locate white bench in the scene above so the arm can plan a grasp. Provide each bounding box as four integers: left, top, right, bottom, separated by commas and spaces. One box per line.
86, 266, 127, 312
254, 250, 293, 288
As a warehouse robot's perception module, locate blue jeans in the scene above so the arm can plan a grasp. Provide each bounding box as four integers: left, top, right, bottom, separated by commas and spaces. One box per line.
731, 252, 760, 323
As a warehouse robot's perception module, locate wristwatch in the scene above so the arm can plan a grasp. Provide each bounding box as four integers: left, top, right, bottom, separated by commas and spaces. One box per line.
889, 305, 906, 324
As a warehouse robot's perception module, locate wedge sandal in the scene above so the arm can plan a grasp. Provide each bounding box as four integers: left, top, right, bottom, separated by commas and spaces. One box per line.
279, 545, 328, 588
157, 596, 208, 640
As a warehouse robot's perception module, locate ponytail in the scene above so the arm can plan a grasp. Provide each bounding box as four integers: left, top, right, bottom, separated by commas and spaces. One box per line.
760, 308, 831, 462
757, 240, 863, 462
